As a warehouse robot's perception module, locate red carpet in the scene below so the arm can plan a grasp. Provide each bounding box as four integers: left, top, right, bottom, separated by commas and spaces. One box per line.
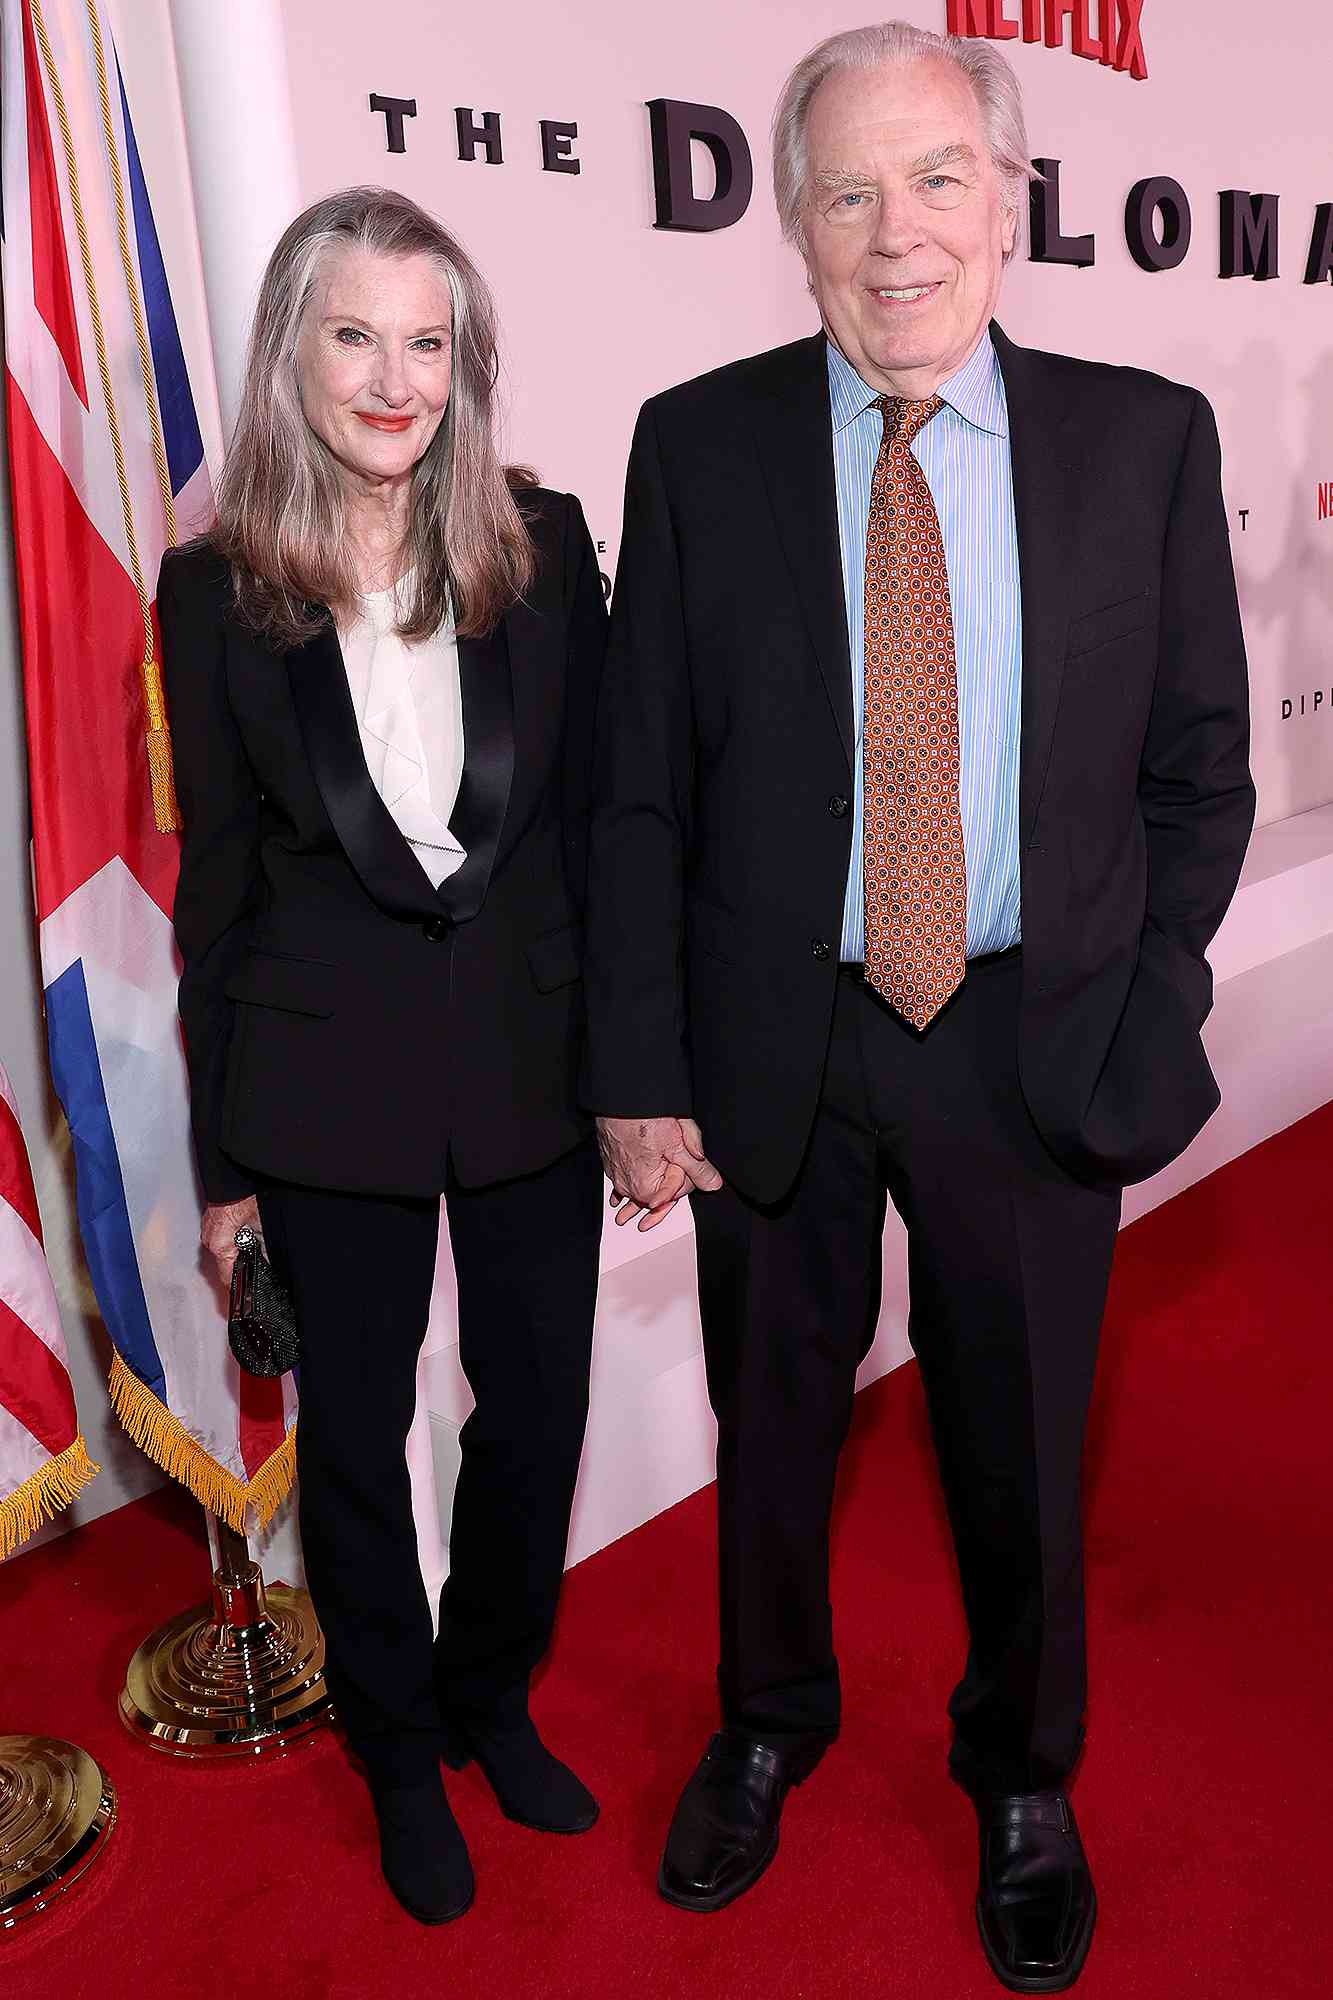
5, 1107, 1331, 1999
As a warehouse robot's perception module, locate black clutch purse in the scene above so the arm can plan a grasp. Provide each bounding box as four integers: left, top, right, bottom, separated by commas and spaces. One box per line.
227, 1225, 300, 1376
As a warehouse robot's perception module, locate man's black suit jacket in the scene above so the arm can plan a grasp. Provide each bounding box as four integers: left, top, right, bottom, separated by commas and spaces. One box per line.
160, 489, 606, 1206
583, 325, 1256, 1200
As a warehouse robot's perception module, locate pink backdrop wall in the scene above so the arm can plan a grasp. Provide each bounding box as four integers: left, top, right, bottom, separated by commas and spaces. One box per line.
275, 0, 1333, 828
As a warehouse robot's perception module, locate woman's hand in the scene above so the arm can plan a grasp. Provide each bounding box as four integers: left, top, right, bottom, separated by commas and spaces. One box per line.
596, 1115, 723, 1232
200, 1195, 262, 1292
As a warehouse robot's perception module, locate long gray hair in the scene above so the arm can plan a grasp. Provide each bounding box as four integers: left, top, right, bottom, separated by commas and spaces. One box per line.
212, 186, 535, 647
772, 21, 1034, 258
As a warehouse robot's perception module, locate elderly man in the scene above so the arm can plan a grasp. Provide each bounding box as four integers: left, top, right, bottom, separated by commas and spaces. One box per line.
586, 20, 1252, 1992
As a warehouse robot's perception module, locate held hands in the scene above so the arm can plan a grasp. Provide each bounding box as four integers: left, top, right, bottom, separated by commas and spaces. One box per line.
596, 1116, 724, 1232
200, 1195, 262, 1292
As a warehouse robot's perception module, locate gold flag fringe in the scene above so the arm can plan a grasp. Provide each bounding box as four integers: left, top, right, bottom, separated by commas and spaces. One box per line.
0, 1435, 100, 1560
108, 1353, 296, 1535
142, 656, 182, 832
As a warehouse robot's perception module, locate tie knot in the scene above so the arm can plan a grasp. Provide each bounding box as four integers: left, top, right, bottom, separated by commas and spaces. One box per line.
876, 393, 943, 446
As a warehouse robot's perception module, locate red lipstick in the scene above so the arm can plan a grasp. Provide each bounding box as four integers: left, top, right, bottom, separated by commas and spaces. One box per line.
356, 413, 414, 432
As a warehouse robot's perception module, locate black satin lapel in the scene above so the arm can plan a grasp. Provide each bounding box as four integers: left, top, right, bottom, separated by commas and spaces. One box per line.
437, 620, 514, 924
286, 620, 443, 922
749, 335, 854, 769
992, 324, 1080, 847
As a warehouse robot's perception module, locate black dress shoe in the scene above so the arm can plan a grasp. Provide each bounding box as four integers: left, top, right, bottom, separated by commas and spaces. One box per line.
659, 1729, 817, 1913
446, 1713, 599, 1833
974, 1789, 1096, 1993
369, 1770, 474, 1925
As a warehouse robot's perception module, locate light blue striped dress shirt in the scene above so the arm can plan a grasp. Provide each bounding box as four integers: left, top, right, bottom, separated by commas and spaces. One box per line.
829, 333, 1023, 963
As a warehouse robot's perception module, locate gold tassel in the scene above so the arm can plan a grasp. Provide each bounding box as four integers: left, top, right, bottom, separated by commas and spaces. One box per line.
141, 655, 181, 833
146, 724, 180, 834
107, 1353, 296, 1534
0, 1435, 100, 1560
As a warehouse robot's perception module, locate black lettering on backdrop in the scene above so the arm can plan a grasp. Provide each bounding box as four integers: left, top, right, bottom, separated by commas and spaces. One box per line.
1028, 158, 1095, 267
1125, 176, 1192, 272
1219, 191, 1280, 280
540, 120, 580, 174
456, 108, 503, 164
353, 91, 1331, 292
646, 98, 753, 231
1305, 204, 1333, 285
369, 94, 416, 154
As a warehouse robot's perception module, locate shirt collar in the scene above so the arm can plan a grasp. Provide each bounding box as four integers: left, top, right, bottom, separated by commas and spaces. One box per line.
825, 328, 1008, 439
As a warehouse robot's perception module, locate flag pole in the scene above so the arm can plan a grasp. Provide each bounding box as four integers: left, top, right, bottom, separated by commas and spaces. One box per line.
118, 1507, 333, 1757
0, 1055, 114, 1927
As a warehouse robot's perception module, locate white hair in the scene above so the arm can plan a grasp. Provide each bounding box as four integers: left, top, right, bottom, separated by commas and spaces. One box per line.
214, 186, 535, 648
772, 20, 1036, 257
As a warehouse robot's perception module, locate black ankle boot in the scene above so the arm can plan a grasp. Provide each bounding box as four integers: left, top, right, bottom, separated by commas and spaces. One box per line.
369, 1770, 474, 1923
448, 1712, 598, 1833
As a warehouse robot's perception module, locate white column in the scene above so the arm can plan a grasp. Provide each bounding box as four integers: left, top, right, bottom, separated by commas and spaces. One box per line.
169, 0, 304, 1579
166, 0, 302, 438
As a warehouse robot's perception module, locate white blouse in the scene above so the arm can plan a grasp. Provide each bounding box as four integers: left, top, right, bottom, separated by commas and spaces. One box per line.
337, 577, 467, 890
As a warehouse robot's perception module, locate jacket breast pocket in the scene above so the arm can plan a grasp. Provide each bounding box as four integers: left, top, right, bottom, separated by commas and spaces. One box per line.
1066, 591, 1152, 661
224, 949, 336, 1018
527, 922, 582, 993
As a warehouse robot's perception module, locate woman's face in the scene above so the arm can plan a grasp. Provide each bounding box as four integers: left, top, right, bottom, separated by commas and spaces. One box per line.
295, 246, 453, 489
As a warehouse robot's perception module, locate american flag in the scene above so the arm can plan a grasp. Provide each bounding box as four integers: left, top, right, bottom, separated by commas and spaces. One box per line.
0, 0, 297, 1532
0, 1058, 96, 1556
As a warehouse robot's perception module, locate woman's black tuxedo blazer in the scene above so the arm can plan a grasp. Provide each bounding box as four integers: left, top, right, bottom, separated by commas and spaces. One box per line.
158, 489, 607, 1205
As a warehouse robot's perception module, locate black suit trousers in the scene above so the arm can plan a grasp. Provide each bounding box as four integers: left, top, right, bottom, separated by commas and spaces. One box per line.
692, 954, 1121, 1795
259, 1137, 602, 1786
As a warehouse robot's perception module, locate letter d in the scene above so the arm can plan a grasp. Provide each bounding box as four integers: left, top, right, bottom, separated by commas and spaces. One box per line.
647, 99, 753, 232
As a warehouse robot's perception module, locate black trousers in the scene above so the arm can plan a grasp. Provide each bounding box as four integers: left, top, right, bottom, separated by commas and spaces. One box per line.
259, 1137, 603, 1786
692, 955, 1122, 1795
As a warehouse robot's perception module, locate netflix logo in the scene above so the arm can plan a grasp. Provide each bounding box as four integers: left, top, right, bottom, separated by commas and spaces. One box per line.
1319, 484, 1333, 522
946, 1, 1148, 81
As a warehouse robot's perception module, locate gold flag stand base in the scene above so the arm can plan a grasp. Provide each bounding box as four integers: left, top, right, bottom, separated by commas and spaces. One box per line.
0, 1736, 115, 1930
119, 1513, 332, 1758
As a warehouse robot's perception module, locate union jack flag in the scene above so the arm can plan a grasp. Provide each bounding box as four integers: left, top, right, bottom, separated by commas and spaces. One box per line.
0, 0, 296, 1531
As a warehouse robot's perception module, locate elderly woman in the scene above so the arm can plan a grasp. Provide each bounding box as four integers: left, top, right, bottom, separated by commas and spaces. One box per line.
158, 188, 606, 1924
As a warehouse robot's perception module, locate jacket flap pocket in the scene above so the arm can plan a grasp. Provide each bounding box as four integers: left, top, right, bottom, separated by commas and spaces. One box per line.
527, 923, 582, 993
1066, 592, 1151, 659
224, 950, 336, 1018
687, 896, 740, 967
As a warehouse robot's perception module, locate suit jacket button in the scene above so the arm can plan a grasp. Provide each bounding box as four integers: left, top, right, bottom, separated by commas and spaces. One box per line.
811, 939, 830, 962
827, 795, 849, 818
423, 915, 449, 942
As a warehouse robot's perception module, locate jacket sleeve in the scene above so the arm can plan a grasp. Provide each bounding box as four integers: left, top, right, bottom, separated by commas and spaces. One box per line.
559, 492, 610, 913
582, 400, 695, 1115
157, 550, 262, 1203
1141, 390, 1256, 1016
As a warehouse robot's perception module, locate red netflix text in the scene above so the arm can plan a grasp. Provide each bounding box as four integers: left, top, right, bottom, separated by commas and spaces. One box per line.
946, 1, 1148, 82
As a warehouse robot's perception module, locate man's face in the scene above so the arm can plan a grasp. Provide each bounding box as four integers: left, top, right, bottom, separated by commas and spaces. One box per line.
800, 58, 1017, 400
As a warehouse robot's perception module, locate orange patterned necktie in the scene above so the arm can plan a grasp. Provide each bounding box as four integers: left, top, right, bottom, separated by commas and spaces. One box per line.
862, 393, 967, 1031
